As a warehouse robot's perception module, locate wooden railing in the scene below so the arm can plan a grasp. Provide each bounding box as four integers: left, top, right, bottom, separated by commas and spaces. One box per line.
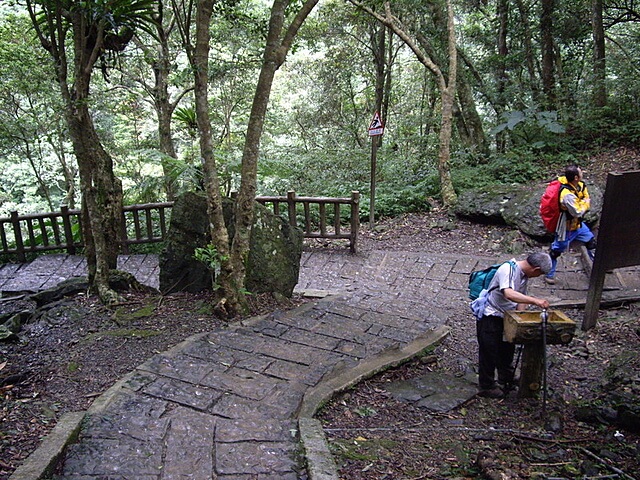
0, 203, 174, 262
0, 191, 360, 262
256, 191, 360, 253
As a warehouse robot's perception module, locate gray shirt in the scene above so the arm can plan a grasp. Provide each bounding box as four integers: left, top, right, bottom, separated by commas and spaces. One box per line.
484, 260, 528, 318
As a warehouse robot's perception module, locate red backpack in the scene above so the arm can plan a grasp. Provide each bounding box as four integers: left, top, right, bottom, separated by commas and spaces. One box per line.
539, 180, 563, 233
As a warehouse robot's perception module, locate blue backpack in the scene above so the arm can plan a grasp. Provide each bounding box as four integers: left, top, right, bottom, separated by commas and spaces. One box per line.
468, 261, 514, 300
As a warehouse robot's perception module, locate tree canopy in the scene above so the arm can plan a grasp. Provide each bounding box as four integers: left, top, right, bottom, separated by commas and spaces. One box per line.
1, 0, 639, 302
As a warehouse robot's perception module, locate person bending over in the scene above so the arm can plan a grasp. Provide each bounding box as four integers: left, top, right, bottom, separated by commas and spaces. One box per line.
476, 252, 551, 398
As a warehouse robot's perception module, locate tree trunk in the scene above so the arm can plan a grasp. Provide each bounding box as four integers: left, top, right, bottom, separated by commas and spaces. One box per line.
515, 0, 540, 105
230, 26, 281, 298
66, 31, 123, 304
383, 26, 394, 131
372, 22, 386, 136
438, 0, 458, 207
148, 7, 184, 202
354, 0, 458, 206
495, 0, 509, 153
26, 0, 152, 305
67, 101, 123, 304
541, 0, 556, 110
454, 62, 489, 156
229, 0, 320, 300
193, 0, 240, 315
424, 0, 488, 156
52, 142, 76, 209
592, 0, 607, 107
154, 40, 180, 201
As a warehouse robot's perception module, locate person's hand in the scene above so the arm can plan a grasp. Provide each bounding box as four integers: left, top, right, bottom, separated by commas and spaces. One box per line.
535, 298, 550, 309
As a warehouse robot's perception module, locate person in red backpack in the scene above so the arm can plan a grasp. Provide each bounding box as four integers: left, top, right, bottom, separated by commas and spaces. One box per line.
545, 165, 596, 285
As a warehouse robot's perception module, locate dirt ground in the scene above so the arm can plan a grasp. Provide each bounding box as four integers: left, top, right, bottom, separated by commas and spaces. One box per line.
315, 149, 640, 479
1, 149, 639, 479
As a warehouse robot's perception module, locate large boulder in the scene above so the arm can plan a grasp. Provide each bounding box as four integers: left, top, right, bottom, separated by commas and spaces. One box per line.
159, 192, 212, 293
454, 181, 603, 239
159, 192, 303, 297
575, 350, 640, 433
245, 203, 303, 297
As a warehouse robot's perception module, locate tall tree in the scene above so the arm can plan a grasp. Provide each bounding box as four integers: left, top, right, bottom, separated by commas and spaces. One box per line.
494, 0, 509, 152
540, 0, 556, 109
352, 0, 458, 207
419, 0, 488, 155
515, 0, 540, 105
130, 3, 191, 201
174, 0, 320, 315
592, 0, 606, 107
228, 0, 321, 312
26, 0, 157, 304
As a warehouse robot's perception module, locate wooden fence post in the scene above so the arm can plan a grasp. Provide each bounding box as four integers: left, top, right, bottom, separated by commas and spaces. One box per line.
60, 205, 77, 255
10, 210, 26, 262
287, 190, 297, 227
350, 191, 360, 253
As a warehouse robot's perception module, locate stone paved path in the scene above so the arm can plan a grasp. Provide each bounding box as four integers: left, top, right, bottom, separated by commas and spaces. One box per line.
4, 249, 639, 479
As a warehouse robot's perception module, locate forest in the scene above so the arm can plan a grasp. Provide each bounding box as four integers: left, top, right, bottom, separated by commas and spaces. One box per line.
0, 0, 639, 308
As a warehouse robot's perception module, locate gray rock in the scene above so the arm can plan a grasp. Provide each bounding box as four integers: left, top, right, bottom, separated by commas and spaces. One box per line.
455, 182, 603, 239
159, 191, 212, 293
29, 277, 88, 308
246, 203, 303, 297
385, 371, 478, 413
160, 191, 303, 297
574, 351, 640, 433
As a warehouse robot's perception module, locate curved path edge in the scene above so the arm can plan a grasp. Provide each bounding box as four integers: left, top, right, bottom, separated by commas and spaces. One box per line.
298, 324, 451, 480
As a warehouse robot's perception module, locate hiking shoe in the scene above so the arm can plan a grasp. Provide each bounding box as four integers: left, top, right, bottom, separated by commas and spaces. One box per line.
544, 276, 556, 285
477, 387, 504, 399
498, 381, 519, 394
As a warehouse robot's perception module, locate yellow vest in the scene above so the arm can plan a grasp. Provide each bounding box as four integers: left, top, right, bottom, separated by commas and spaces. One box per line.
558, 176, 590, 232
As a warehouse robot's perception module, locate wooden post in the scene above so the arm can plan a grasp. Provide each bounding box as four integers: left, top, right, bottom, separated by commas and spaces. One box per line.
287, 190, 297, 227
10, 210, 26, 262
60, 205, 77, 255
159, 207, 168, 239
518, 343, 544, 398
369, 135, 378, 229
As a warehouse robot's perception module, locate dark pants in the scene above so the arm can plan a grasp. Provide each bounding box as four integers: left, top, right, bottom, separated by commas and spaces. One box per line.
476, 315, 516, 390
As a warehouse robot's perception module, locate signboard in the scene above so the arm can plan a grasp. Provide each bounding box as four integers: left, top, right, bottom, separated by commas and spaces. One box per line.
584, 170, 640, 329
368, 111, 384, 136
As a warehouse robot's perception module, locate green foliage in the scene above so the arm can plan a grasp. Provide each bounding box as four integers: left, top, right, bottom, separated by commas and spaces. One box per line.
569, 107, 640, 149
491, 108, 566, 150
193, 244, 228, 289
1, 0, 640, 228
451, 149, 579, 193
32, 0, 159, 42
174, 107, 198, 134
362, 179, 437, 220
